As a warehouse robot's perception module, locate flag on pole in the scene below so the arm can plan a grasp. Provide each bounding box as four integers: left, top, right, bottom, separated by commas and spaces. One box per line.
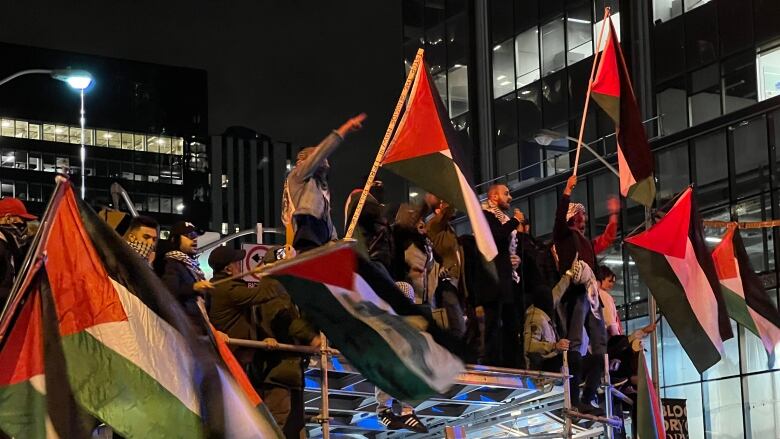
636, 350, 666, 439
626, 188, 733, 373
381, 59, 498, 262
590, 16, 656, 207
712, 227, 780, 355
265, 241, 464, 402
0, 183, 282, 438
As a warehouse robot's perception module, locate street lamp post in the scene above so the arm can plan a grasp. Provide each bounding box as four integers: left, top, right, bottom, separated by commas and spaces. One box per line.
0, 68, 94, 198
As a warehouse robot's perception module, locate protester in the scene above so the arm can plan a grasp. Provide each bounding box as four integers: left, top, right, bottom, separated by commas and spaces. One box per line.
123, 215, 159, 266
480, 184, 523, 367
344, 177, 393, 274
596, 265, 622, 337
0, 198, 36, 307
282, 113, 366, 253
392, 204, 438, 305
553, 175, 618, 414
208, 245, 319, 439
161, 221, 213, 327
426, 195, 466, 338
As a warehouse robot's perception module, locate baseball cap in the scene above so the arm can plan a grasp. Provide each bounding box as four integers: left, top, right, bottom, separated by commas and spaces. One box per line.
0, 198, 37, 220
208, 246, 246, 272
170, 221, 203, 238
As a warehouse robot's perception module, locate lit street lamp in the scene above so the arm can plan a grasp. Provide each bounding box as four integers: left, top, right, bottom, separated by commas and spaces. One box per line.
0, 68, 94, 198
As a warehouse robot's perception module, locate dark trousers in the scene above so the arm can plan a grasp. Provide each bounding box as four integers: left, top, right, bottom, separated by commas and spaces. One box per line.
435, 282, 466, 338
563, 288, 607, 357
293, 214, 331, 252
261, 385, 305, 439
568, 351, 604, 406
482, 301, 521, 368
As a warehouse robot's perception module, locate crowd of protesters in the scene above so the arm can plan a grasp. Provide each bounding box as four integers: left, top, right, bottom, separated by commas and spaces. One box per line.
0, 113, 657, 436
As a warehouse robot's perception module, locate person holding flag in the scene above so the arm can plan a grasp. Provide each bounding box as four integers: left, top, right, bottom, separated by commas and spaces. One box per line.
283, 113, 366, 252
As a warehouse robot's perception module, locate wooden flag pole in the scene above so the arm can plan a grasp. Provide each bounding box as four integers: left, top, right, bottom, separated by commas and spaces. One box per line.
345, 48, 425, 239
572, 7, 611, 176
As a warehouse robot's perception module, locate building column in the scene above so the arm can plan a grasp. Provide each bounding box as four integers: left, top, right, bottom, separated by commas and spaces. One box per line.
474, 0, 494, 183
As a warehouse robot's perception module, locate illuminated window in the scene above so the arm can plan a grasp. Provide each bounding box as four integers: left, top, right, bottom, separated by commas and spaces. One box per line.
55, 125, 68, 143
158, 137, 172, 154
108, 132, 121, 148
14, 120, 28, 138
69, 127, 82, 144
95, 130, 109, 147
122, 133, 134, 150
28, 123, 41, 140
172, 138, 184, 155
134, 134, 145, 151
42, 124, 55, 142
1, 119, 14, 137
147, 136, 159, 153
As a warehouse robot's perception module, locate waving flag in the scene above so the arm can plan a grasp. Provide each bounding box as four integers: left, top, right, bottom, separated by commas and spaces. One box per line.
626, 188, 732, 373
591, 16, 656, 207
381, 59, 497, 262
712, 227, 780, 355
0, 183, 281, 438
266, 241, 464, 402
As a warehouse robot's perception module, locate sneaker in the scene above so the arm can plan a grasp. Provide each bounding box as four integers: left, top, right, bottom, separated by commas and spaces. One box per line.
574, 402, 605, 417
398, 412, 429, 433
377, 409, 406, 431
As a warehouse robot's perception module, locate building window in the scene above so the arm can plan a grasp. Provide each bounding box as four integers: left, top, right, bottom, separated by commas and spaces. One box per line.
121, 133, 134, 150
448, 65, 469, 117
1, 119, 14, 137
657, 77, 688, 136
655, 143, 690, 205
515, 27, 540, 88
55, 125, 68, 143
42, 124, 55, 142
14, 120, 28, 138
541, 17, 565, 75
653, 0, 683, 23
594, 12, 621, 51
492, 38, 515, 97
757, 43, 780, 101
722, 51, 757, 113
566, 5, 592, 66
688, 63, 722, 126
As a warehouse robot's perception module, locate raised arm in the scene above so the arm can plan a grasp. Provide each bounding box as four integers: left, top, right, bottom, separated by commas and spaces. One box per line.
554, 175, 577, 242
291, 113, 366, 180
593, 196, 620, 255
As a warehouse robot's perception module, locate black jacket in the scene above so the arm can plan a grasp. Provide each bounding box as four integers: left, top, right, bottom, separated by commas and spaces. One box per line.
161, 257, 203, 326
345, 190, 393, 271
483, 212, 519, 304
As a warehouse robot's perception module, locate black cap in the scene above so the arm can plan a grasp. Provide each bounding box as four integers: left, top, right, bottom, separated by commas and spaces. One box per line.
208, 246, 246, 272
170, 221, 203, 238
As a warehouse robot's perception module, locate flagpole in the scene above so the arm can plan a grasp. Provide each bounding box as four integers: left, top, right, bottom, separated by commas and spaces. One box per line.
345, 48, 424, 239
572, 7, 611, 176
645, 206, 661, 394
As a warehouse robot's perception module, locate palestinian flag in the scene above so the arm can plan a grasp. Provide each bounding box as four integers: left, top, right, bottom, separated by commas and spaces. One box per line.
590, 16, 656, 207
381, 59, 498, 262
636, 350, 666, 439
0, 183, 281, 438
265, 241, 464, 402
712, 227, 780, 355
626, 188, 733, 373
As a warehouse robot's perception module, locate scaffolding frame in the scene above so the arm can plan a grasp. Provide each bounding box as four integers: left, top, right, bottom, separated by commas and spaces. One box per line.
227, 338, 631, 438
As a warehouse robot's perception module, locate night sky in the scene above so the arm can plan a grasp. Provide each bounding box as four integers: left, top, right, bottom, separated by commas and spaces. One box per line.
0, 0, 407, 229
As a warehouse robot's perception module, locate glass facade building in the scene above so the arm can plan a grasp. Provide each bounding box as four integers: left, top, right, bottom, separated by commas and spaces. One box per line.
402, 0, 780, 437
0, 42, 211, 227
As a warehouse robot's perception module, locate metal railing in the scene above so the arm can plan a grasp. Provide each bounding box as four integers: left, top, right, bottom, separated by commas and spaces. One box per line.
224, 336, 632, 438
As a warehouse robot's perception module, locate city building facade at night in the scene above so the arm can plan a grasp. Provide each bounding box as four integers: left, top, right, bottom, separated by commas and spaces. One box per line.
402, 0, 780, 437
0, 42, 211, 228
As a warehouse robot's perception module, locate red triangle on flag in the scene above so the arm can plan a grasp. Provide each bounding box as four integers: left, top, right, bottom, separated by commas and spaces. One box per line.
383, 66, 450, 165
591, 21, 620, 99
626, 188, 691, 259
272, 246, 356, 291
0, 291, 44, 386
712, 227, 739, 280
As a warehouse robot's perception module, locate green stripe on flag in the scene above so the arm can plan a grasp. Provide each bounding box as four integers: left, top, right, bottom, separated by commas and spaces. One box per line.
721, 287, 759, 335
384, 153, 468, 212
275, 275, 436, 402
62, 331, 202, 439
0, 379, 48, 439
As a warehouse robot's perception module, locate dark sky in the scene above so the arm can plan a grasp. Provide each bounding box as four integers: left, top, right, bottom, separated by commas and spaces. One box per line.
0, 0, 406, 228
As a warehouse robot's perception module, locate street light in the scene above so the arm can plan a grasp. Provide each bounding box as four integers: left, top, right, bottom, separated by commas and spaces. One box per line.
0, 68, 94, 198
